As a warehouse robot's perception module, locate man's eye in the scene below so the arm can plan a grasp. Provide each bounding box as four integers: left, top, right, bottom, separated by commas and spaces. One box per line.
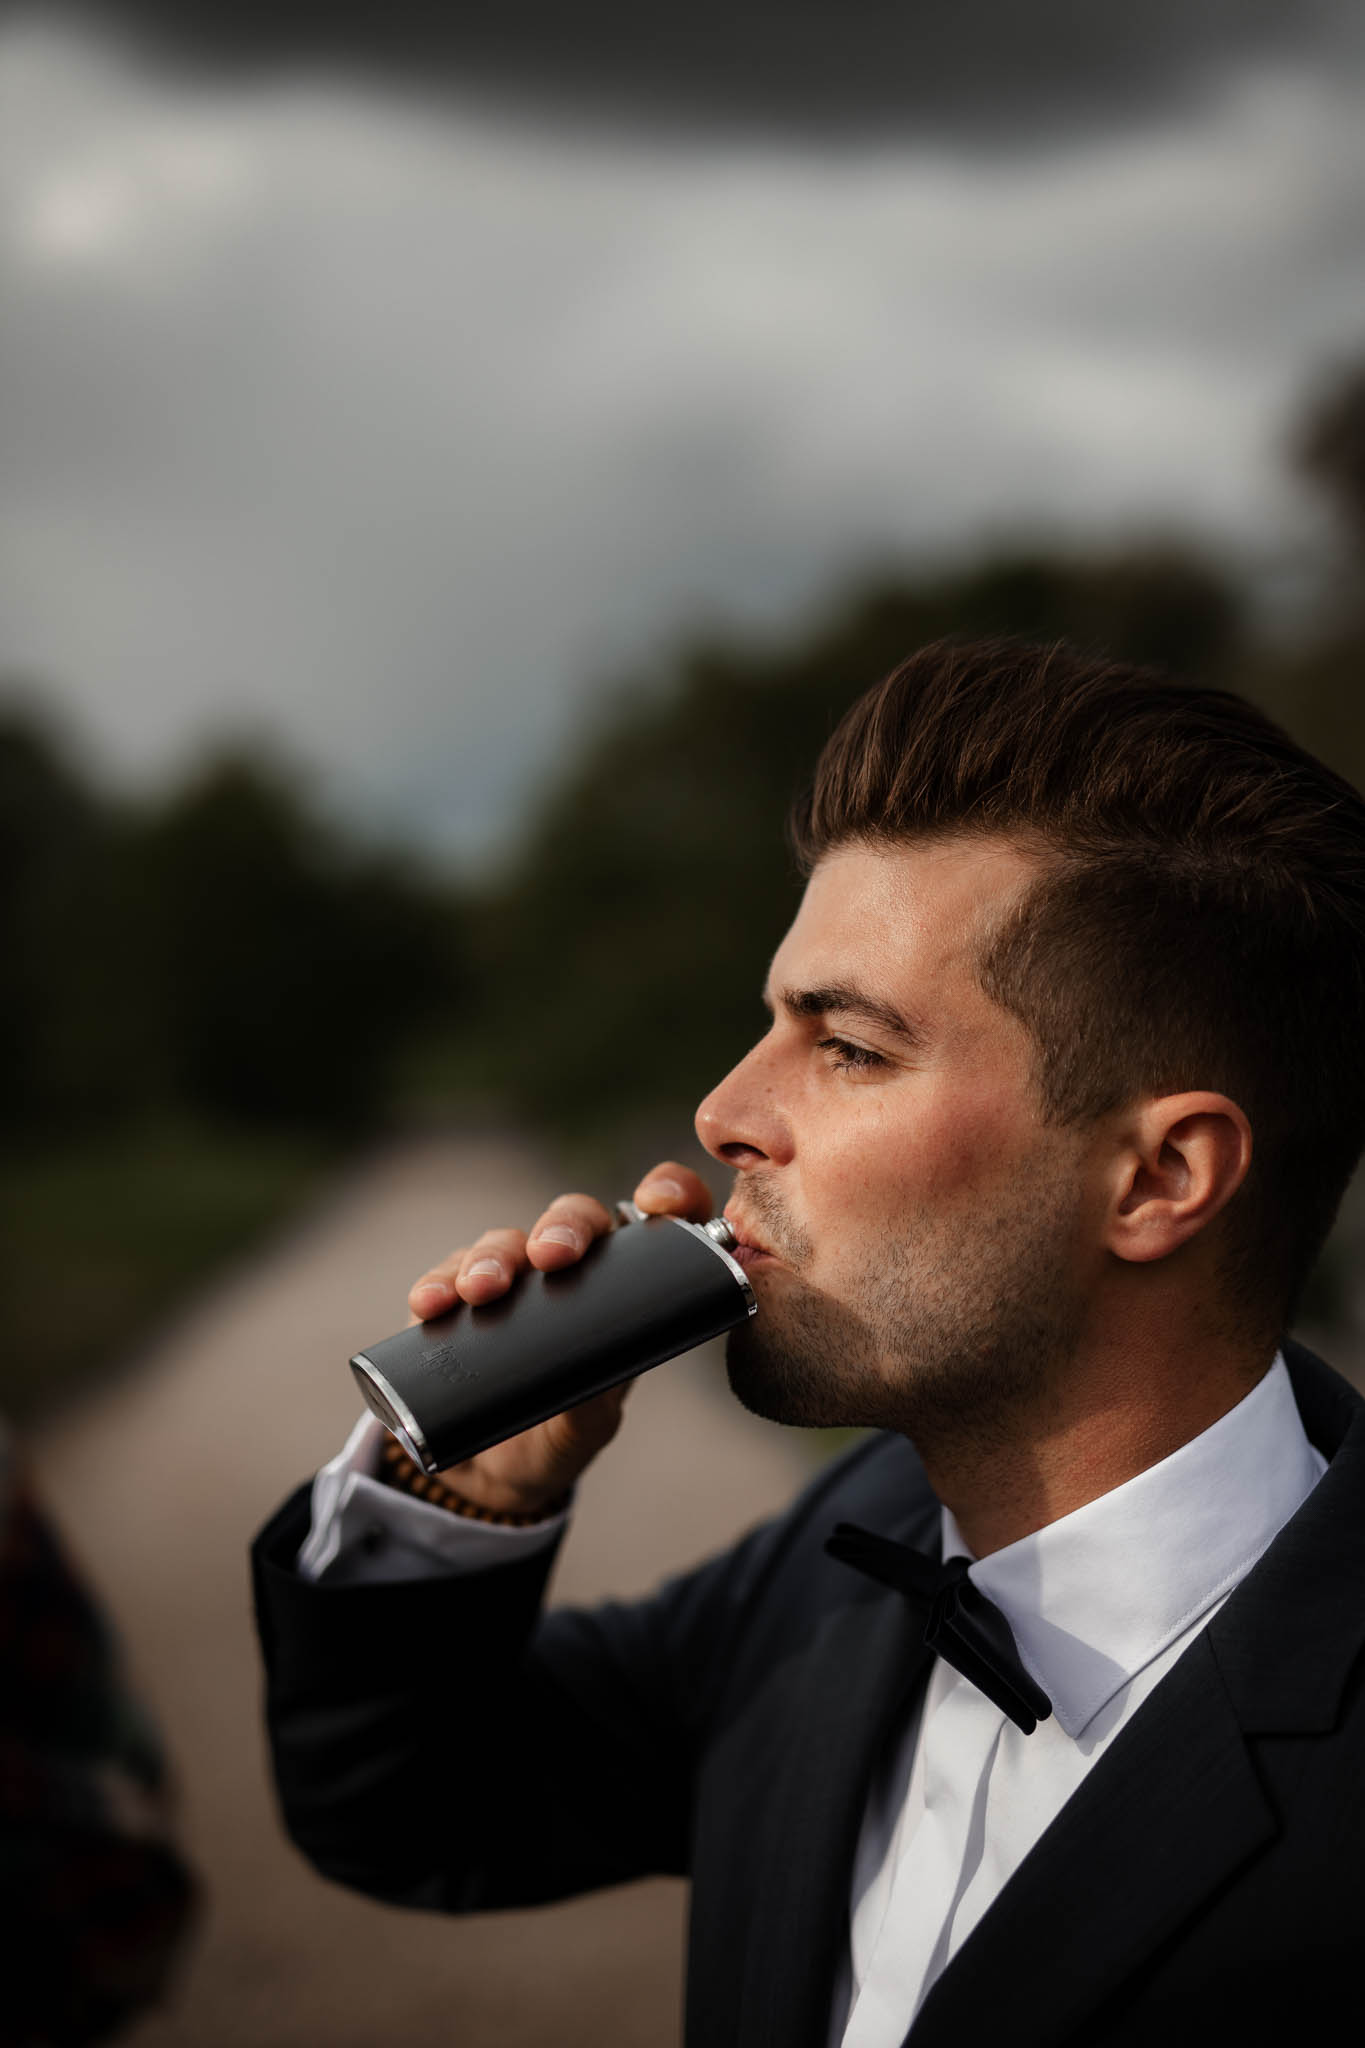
817, 1036, 886, 1073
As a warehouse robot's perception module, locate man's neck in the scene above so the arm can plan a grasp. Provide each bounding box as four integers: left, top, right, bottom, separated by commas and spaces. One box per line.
919, 1330, 1280, 1558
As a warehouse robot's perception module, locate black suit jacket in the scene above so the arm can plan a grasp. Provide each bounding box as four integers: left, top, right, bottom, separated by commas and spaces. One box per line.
251, 1339, 1365, 2046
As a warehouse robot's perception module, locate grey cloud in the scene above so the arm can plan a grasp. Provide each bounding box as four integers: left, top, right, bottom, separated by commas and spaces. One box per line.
1, 24, 1362, 869
69, 1, 1365, 145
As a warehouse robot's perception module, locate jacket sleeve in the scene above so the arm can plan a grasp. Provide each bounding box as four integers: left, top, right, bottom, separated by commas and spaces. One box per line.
250, 1448, 868, 1915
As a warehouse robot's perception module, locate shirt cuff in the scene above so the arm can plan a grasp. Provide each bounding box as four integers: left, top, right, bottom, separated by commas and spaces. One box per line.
296, 1413, 571, 1586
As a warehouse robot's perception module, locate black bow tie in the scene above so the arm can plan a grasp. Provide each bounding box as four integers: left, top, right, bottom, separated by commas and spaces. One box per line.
825, 1522, 1052, 1735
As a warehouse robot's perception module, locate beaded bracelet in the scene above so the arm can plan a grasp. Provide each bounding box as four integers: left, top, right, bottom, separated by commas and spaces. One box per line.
377, 1434, 569, 1527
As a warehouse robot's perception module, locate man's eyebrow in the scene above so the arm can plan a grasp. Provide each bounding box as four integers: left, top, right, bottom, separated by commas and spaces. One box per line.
766, 983, 929, 1048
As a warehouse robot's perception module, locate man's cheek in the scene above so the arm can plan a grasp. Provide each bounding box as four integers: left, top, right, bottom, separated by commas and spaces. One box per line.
906, 1097, 1022, 1202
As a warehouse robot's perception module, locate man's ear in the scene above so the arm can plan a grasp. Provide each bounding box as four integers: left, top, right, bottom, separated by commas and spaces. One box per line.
1106, 1092, 1254, 1266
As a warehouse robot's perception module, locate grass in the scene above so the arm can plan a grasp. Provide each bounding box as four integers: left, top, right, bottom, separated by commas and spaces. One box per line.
0, 1118, 342, 1422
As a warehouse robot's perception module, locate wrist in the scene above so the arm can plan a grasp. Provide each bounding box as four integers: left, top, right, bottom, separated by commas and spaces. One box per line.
377, 1436, 571, 1526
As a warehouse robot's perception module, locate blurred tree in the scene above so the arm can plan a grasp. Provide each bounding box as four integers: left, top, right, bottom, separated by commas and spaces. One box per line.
0, 706, 473, 1413
0, 711, 93, 1131
0, 707, 468, 1141
1294, 360, 1365, 565
1254, 357, 1365, 801
0, 709, 148, 1134
126, 751, 462, 1130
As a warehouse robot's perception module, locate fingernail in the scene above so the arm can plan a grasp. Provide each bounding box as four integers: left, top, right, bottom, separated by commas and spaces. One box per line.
638, 1177, 684, 1205
538, 1225, 581, 1249
467, 1258, 503, 1279
412, 1281, 452, 1311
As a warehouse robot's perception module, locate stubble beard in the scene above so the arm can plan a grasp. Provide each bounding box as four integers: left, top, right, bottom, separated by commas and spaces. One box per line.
724, 1153, 1088, 1462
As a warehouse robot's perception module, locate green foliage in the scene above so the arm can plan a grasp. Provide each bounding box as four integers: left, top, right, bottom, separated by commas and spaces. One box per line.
0, 714, 131, 1128
0, 1118, 337, 1420
124, 752, 463, 1129
0, 728, 468, 1139
1294, 359, 1365, 560
0, 722, 470, 1412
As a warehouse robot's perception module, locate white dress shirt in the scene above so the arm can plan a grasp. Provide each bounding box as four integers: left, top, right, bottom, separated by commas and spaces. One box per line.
301, 1352, 1324, 2048
831, 1351, 1323, 2043
297, 1413, 570, 1583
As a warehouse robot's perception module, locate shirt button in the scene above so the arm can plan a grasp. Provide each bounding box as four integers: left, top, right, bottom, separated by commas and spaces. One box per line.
361, 1524, 387, 1555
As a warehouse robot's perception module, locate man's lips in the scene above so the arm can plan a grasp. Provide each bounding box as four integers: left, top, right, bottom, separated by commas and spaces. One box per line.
723, 1214, 784, 1269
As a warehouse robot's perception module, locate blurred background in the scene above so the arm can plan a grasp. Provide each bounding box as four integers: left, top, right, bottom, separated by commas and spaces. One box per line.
2, 3, 1364, 2042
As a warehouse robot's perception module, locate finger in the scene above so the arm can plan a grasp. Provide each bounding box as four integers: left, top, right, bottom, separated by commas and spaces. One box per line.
526, 1193, 616, 1269
408, 1247, 469, 1319
407, 1227, 529, 1316
632, 1161, 713, 1220
454, 1227, 533, 1303
540, 1378, 636, 1467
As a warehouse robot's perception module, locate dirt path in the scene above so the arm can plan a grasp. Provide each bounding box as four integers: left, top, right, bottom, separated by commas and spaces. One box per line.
30, 1133, 810, 2048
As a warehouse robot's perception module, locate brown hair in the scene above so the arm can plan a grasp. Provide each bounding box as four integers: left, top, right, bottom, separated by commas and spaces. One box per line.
792, 637, 1365, 1329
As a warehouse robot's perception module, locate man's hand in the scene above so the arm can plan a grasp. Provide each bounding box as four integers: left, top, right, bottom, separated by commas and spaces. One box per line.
401, 1162, 715, 1518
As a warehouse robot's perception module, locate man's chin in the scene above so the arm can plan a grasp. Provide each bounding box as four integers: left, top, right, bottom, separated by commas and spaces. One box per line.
723, 1316, 874, 1431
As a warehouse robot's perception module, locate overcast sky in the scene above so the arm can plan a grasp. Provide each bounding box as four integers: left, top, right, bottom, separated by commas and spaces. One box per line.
2, 9, 1363, 868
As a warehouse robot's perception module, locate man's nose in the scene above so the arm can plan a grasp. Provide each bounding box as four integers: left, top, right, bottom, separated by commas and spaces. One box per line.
695, 1041, 793, 1169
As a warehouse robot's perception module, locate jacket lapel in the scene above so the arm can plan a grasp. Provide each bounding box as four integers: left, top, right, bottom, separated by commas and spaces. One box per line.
1208, 1343, 1365, 1738
737, 1496, 939, 2048
906, 1629, 1274, 2048
909, 1343, 1365, 2048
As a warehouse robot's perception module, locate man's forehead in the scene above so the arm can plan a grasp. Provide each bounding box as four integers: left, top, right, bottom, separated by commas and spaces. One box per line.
789, 836, 1038, 955
762, 837, 1042, 1035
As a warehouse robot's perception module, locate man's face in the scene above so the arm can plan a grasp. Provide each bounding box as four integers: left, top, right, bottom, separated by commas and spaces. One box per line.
694, 834, 1104, 1449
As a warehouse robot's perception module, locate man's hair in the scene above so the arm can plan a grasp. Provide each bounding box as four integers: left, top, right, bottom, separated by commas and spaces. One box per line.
791, 637, 1365, 1331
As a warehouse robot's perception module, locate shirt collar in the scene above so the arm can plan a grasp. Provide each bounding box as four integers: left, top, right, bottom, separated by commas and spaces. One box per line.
940, 1352, 1326, 1738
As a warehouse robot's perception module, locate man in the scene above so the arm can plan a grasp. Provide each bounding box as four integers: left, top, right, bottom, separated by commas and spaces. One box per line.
252, 638, 1365, 2046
